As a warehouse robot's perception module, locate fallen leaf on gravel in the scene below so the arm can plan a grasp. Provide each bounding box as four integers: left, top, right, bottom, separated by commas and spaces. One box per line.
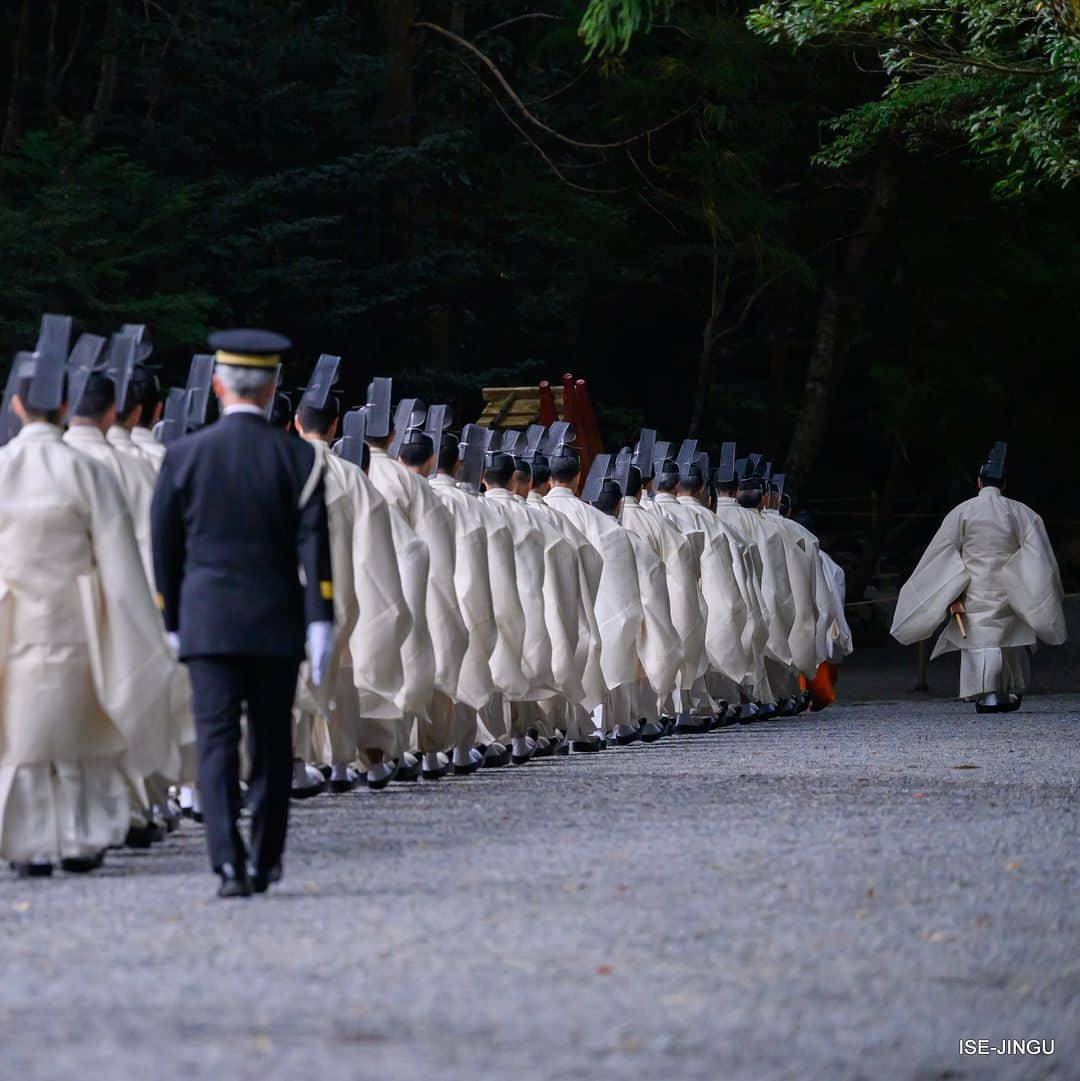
951, 764, 980, 770
619, 1035, 642, 1052
11, 901, 29, 913
914, 792, 925, 798
248, 1035, 273, 1053
596, 965, 614, 976
303, 881, 317, 892
866, 888, 875, 898
1004, 861, 1021, 871
922, 930, 951, 943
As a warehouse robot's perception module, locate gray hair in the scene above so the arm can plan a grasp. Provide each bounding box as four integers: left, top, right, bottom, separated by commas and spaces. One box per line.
214, 363, 276, 400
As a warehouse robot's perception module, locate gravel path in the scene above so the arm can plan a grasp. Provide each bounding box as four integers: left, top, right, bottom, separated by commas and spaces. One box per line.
1, 695, 1076, 1081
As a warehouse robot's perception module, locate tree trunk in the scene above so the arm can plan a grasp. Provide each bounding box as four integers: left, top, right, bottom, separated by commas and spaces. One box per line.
1, 0, 33, 154
784, 162, 895, 496
688, 234, 731, 436
84, 0, 119, 137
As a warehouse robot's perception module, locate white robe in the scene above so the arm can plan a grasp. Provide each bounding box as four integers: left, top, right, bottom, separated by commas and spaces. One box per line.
429, 474, 497, 711
67, 425, 157, 589
714, 496, 773, 696
367, 448, 467, 701
528, 490, 606, 711
482, 487, 558, 700
621, 495, 705, 689
544, 487, 643, 692
301, 441, 412, 727
67, 423, 194, 771
0, 423, 174, 861
763, 509, 823, 675
623, 527, 682, 699
819, 550, 854, 661
128, 426, 167, 473
720, 502, 796, 673
891, 486, 1065, 696
653, 493, 749, 685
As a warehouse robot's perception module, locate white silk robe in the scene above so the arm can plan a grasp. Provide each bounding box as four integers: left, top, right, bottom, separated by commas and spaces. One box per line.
621, 495, 706, 689
67, 423, 195, 767
544, 487, 643, 692
891, 486, 1065, 696
67, 425, 157, 589
429, 474, 497, 711
367, 448, 467, 701
128, 425, 167, 473
653, 492, 749, 685
820, 551, 854, 661
303, 441, 412, 722
528, 490, 606, 711
623, 527, 682, 698
0, 424, 174, 861
763, 509, 823, 676
482, 487, 558, 700
720, 502, 796, 673
470, 492, 529, 702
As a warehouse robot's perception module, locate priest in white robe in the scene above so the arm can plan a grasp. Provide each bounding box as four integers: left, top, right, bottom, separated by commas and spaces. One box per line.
293, 400, 414, 790
525, 452, 606, 742
651, 459, 749, 714
619, 463, 704, 734
891, 444, 1066, 710
367, 418, 467, 765
543, 445, 644, 742
0, 359, 173, 874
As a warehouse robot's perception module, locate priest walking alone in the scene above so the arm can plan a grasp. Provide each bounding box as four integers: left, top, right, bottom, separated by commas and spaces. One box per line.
150, 330, 334, 897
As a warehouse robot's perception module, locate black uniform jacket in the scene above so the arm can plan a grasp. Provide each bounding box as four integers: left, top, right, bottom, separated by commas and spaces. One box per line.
150, 411, 334, 660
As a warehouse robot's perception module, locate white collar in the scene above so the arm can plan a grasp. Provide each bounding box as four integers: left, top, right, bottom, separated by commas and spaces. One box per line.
715, 496, 737, 505
654, 492, 677, 503
65, 424, 107, 442
546, 486, 576, 500
223, 404, 267, 418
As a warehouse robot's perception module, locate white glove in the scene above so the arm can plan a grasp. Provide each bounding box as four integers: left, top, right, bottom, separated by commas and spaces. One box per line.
165, 632, 181, 657
306, 620, 334, 686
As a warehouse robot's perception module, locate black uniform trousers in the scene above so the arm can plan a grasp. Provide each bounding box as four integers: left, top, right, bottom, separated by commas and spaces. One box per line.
187, 655, 299, 875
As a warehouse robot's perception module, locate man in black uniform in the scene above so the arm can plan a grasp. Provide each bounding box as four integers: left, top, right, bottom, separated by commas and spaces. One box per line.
150, 330, 334, 898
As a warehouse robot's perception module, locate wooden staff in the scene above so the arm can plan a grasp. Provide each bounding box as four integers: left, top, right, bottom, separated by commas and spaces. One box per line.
948, 599, 967, 638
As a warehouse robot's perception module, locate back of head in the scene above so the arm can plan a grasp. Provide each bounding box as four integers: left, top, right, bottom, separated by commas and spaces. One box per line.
297, 397, 340, 437
484, 451, 516, 488
122, 365, 159, 425
549, 447, 581, 484
438, 433, 460, 473
593, 478, 622, 517
530, 453, 551, 488
678, 463, 705, 497
398, 431, 434, 468
624, 464, 643, 499
72, 371, 116, 421
656, 460, 679, 493
737, 476, 763, 509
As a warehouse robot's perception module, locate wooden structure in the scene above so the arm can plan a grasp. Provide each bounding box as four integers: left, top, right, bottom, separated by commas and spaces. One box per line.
478, 373, 604, 485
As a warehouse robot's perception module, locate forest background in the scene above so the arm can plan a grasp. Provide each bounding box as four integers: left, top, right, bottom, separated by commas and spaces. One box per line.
1, 0, 1077, 617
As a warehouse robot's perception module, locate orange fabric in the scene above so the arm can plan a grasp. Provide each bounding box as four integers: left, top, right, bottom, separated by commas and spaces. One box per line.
808, 662, 838, 711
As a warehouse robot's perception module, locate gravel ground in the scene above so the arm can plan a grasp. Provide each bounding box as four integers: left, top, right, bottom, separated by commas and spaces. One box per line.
1, 694, 1076, 1081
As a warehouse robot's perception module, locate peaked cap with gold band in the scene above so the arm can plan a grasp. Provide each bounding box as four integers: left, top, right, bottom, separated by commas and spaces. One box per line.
208, 328, 292, 369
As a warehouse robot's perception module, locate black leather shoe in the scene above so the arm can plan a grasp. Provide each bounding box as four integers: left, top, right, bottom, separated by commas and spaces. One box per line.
570, 736, 602, 753
480, 743, 511, 768
125, 823, 158, 849
61, 852, 104, 874
14, 860, 53, 878
395, 754, 421, 782
999, 694, 1022, 713
756, 701, 779, 721
247, 862, 282, 894
796, 690, 812, 713
217, 863, 251, 899
673, 712, 709, 735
